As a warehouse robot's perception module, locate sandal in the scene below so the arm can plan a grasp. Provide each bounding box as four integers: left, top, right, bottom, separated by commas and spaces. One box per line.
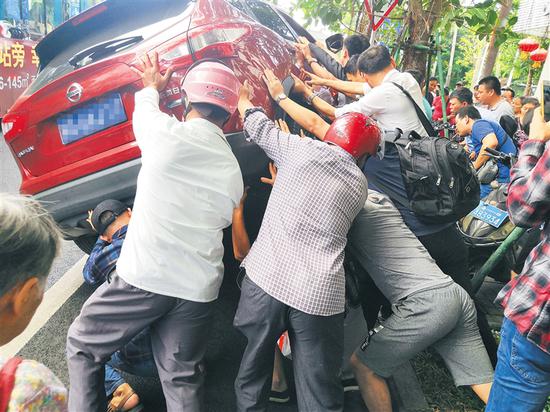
107, 383, 144, 412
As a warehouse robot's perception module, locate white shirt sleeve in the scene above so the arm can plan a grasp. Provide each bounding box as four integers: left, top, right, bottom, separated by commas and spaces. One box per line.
362, 83, 372, 95
334, 86, 387, 119
132, 87, 180, 153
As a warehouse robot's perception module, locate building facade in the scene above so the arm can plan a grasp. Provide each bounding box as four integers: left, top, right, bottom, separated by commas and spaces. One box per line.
0, 0, 103, 36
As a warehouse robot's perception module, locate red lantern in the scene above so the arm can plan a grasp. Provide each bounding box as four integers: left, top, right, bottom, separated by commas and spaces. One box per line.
530, 48, 548, 69
518, 38, 540, 60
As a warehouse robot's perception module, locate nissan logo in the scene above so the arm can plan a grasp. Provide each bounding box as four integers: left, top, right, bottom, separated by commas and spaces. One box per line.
66, 83, 83, 103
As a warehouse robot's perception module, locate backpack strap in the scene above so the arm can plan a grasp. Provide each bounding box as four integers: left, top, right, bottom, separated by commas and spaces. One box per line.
0, 357, 23, 412
390, 82, 437, 137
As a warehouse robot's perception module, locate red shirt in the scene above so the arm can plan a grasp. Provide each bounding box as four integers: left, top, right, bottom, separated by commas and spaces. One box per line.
431, 96, 451, 122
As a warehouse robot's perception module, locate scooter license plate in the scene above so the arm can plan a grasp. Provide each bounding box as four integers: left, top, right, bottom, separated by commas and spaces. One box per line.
470, 201, 509, 228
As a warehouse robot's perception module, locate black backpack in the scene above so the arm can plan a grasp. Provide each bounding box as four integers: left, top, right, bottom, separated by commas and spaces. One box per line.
389, 82, 480, 224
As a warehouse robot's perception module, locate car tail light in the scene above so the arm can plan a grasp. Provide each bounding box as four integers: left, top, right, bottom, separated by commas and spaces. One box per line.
194, 42, 237, 59
162, 25, 249, 62
189, 27, 248, 53
1, 113, 26, 142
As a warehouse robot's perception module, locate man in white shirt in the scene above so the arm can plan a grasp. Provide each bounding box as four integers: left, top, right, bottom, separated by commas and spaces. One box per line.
304, 45, 427, 135
476, 76, 515, 122
66, 53, 243, 412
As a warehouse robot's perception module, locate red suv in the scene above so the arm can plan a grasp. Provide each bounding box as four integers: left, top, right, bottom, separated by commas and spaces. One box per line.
2, 0, 314, 252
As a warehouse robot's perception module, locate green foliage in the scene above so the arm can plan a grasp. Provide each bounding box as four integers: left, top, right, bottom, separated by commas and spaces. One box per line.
291, 0, 531, 87
293, 0, 363, 32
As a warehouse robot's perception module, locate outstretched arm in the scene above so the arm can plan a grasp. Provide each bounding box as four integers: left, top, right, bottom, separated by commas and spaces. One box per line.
305, 70, 365, 96
296, 42, 337, 80
237, 80, 300, 165
263, 70, 330, 140
132, 52, 175, 149
308, 43, 346, 80
473, 133, 499, 170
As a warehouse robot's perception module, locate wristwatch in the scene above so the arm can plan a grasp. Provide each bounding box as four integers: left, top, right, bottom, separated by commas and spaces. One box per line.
275, 93, 288, 104
306, 92, 319, 105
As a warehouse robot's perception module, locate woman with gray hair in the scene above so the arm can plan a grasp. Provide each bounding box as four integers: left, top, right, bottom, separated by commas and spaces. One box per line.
0, 193, 68, 411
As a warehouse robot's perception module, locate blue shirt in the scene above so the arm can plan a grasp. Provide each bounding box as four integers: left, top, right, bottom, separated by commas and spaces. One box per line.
422, 97, 433, 119
82, 226, 127, 286
471, 119, 517, 182
363, 144, 451, 237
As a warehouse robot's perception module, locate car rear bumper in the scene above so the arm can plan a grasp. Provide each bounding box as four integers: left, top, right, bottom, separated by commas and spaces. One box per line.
33, 130, 270, 239
34, 158, 141, 236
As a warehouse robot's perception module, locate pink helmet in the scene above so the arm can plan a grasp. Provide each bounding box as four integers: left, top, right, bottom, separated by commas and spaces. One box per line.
180, 61, 240, 115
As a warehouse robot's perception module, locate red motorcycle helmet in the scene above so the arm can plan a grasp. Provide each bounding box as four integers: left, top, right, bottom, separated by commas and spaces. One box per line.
181, 60, 240, 115
324, 112, 382, 159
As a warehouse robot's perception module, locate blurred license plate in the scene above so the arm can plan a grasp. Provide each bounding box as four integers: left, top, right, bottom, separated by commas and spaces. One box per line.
471, 201, 508, 228
57, 93, 127, 145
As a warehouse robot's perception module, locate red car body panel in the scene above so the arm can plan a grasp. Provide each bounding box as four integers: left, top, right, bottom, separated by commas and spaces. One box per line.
2, 0, 306, 239
4, 0, 298, 199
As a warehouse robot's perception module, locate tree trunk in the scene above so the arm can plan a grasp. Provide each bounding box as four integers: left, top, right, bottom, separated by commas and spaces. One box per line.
401, 0, 446, 73
445, 24, 458, 87
357, 7, 372, 38
524, 66, 533, 96
478, 0, 513, 79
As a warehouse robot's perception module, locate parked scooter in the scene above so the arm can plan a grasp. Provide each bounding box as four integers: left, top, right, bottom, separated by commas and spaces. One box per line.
457, 148, 541, 284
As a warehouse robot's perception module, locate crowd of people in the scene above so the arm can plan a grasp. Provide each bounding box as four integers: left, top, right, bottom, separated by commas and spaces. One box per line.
0, 32, 549, 412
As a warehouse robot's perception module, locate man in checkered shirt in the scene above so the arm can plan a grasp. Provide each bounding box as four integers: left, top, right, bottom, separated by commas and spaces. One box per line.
486, 109, 550, 412
233, 73, 381, 412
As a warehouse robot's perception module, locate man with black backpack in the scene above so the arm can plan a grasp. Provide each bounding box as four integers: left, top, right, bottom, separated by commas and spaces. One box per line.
302, 44, 499, 365
266, 70, 495, 412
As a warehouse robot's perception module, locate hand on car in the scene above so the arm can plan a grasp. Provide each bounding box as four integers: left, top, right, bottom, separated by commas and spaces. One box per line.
295, 42, 312, 60
134, 52, 174, 91
262, 69, 284, 100
302, 69, 328, 87
260, 162, 278, 186
290, 73, 311, 95
237, 80, 254, 118
528, 108, 550, 142
294, 45, 305, 68
86, 210, 94, 230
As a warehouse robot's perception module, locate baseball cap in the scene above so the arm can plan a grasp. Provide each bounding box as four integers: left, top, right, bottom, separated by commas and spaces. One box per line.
90, 199, 128, 235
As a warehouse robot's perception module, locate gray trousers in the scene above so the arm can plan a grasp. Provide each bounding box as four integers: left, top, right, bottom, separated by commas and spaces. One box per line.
66, 272, 212, 412
234, 275, 344, 412
342, 305, 368, 380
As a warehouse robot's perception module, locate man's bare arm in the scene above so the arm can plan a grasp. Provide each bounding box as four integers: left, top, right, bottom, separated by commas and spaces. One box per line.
473, 133, 499, 170
264, 71, 330, 140
305, 70, 365, 96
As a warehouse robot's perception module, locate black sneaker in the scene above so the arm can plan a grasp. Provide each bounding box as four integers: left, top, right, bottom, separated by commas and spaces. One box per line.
342, 378, 359, 392
269, 389, 290, 403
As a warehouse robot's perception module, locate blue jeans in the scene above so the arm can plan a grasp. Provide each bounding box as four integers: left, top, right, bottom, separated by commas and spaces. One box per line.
104, 328, 157, 396
486, 317, 550, 412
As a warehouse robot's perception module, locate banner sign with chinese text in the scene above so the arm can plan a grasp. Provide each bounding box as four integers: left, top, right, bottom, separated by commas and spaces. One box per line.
0, 38, 39, 117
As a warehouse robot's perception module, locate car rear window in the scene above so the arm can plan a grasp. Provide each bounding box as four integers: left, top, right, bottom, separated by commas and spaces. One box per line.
26, 0, 193, 96
245, 0, 295, 41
